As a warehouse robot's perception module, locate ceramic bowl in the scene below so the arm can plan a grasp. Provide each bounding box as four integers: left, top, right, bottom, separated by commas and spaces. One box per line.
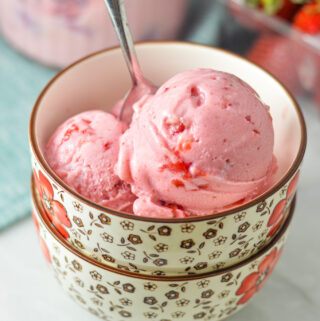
29, 42, 306, 276
31, 180, 296, 321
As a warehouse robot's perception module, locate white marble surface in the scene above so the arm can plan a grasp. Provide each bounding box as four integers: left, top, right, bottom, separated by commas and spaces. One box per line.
0, 98, 319, 320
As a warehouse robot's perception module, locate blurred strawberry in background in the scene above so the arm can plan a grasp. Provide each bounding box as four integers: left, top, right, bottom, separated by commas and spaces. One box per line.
293, 1, 320, 33
247, 34, 302, 93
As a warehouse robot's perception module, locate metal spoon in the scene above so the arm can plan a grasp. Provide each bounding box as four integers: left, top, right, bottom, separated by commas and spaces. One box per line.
104, 0, 157, 122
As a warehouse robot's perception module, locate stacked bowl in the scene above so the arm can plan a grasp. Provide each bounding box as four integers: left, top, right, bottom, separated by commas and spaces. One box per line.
29, 42, 306, 321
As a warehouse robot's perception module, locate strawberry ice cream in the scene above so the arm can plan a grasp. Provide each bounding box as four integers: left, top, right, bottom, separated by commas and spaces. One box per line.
45, 110, 136, 212
116, 69, 276, 218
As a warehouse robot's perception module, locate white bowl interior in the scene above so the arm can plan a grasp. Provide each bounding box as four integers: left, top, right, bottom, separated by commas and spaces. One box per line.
34, 42, 303, 188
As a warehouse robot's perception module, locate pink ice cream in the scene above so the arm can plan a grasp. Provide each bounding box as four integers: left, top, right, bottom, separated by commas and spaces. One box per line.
45, 110, 136, 212
116, 69, 275, 218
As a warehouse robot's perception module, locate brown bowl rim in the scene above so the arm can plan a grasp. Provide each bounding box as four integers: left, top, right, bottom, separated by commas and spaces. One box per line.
29, 40, 306, 223
32, 175, 295, 281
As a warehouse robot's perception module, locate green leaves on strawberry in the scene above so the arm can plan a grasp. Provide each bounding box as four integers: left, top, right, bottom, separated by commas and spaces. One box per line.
246, 0, 303, 20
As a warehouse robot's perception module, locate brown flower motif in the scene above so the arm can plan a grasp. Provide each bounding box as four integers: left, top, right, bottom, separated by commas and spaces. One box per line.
213, 236, 227, 246
171, 311, 185, 318
100, 232, 113, 243
52, 256, 60, 267
165, 290, 179, 300
233, 212, 246, 223
225, 298, 236, 306
179, 256, 194, 264
194, 262, 208, 270
213, 262, 225, 270
74, 277, 84, 288
144, 296, 158, 305
72, 216, 84, 227
152, 270, 166, 276
143, 312, 157, 319
201, 289, 215, 298
221, 272, 233, 282
119, 310, 132, 318
238, 249, 250, 259
73, 239, 85, 249
208, 250, 222, 260
196, 280, 210, 289
90, 270, 102, 281
91, 297, 102, 307
96, 284, 109, 294
252, 221, 263, 232
76, 295, 86, 304
117, 264, 130, 271
128, 234, 142, 245
121, 251, 135, 261
154, 243, 168, 253
158, 226, 172, 236
120, 220, 134, 231
123, 283, 135, 293
238, 222, 250, 233
181, 223, 195, 233
72, 260, 82, 271
180, 239, 195, 249
256, 201, 267, 212
98, 213, 111, 225
144, 282, 157, 291
153, 258, 168, 266
72, 201, 83, 213
229, 248, 241, 258
194, 312, 206, 319
102, 254, 115, 263
88, 307, 99, 316
218, 290, 230, 299
119, 298, 132, 306
176, 299, 190, 307
203, 228, 217, 239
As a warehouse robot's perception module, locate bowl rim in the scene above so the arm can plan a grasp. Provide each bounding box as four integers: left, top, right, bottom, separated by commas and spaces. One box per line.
32, 175, 295, 281
29, 40, 307, 223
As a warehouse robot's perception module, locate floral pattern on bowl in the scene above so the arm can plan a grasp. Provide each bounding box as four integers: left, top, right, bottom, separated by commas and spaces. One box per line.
31, 166, 298, 276
31, 189, 295, 321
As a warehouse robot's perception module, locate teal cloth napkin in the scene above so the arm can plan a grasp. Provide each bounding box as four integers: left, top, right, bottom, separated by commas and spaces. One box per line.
0, 0, 223, 230
0, 37, 56, 229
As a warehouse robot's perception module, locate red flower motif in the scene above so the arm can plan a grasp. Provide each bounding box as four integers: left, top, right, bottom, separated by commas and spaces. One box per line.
34, 170, 71, 239
32, 210, 51, 264
236, 247, 283, 305
32, 210, 40, 233
267, 171, 299, 237
39, 237, 51, 264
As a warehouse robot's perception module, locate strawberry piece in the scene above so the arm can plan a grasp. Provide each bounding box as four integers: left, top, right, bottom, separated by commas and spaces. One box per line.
247, 34, 302, 93
62, 123, 79, 142
171, 179, 185, 188
293, 2, 320, 34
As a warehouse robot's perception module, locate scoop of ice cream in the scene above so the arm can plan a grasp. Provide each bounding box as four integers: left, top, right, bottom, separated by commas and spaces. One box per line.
45, 110, 136, 212
117, 69, 275, 218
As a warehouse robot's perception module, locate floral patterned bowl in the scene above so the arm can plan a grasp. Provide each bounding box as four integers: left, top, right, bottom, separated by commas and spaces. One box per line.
32, 180, 296, 321
29, 42, 306, 276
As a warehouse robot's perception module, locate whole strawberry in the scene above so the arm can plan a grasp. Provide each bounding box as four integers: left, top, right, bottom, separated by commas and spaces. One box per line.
293, 1, 320, 34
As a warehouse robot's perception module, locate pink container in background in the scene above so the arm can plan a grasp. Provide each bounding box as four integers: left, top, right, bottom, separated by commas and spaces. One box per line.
0, 0, 189, 68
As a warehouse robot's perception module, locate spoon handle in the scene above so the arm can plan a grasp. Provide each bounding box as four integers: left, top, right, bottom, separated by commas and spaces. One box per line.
104, 0, 140, 85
